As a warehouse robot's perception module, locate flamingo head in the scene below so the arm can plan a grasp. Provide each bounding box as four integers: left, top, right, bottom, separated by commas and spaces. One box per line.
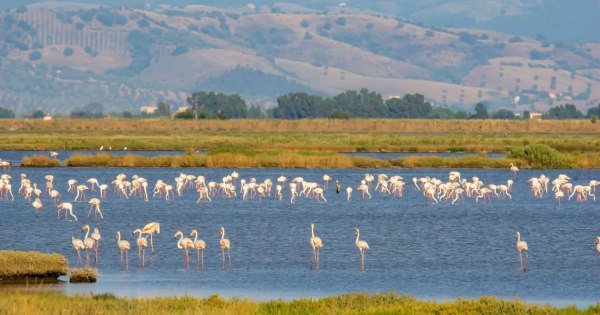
174, 231, 182, 239
81, 224, 90, 232
190, 229, 198, 237
596, 236, 600, 244
115, 231, 120, 239
354, 228, 359, 235
133, 228, 141, 235
220, 227, 225, 235
514, 231, 520, 239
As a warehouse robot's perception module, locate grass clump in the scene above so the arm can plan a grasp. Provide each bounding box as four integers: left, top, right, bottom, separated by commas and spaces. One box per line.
507, 143, 576, 169
69, 268, 98, 283
64, 154, 207, 168
0, 251, 67, 281
390, 155, 513, 169
20, 155, 60, 167
351, 156, 391, 168
0, 291, 595, 314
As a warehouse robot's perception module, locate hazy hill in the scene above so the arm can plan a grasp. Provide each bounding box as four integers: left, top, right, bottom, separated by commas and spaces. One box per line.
0, 2, 598, 115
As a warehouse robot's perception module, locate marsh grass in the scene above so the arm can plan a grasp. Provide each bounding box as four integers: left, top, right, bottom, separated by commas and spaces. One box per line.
391, 155, 514, 169
0, 292, 594, 315
69, 268, 98, 283
20, 155, 60, 167
64, 154, 208, 168
0, 251, 67, 281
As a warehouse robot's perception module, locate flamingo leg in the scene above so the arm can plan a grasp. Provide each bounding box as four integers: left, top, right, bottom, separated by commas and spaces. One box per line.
524, 251, 528, 272
222, 248, 226, 270
519, 251, 523, 272
120, 249, 123, 267
125, 250, 129, 270
87, 205, 93, 218
142, 248, 145, 267
150, 235, 155, 253
228, 250, 232, 270
201, 251, 204, 271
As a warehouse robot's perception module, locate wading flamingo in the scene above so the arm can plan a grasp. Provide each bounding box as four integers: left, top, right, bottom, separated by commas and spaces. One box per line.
595, 236, 600, 255
32, 197, 43, 217
355, 228, 369, 272
174, 231, 194, 269
510, 163, 519, 178
115, 231, 130, 269
81, 225, 96, 266
346, 187, 353, 201
91, 227, 101, 262
87, 198, 103, 219
310, 223, 323, 271
74, 185, 89, 202
515, 231, 528, 272
219, 227, 232, 270
133, 228, 148, 267
57, 203, 77, 221
141, 222, 160, 253
72, 236, 85, 266
190, 229, 206, 271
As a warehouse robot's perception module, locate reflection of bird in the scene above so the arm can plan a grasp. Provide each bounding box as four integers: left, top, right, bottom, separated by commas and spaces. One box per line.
219, 227, 231, 270
355, 228, 369, 272
191, 229, 206, 271
310, 223, 323, 271
115, 231, 130, 269
515, 231, 528, 272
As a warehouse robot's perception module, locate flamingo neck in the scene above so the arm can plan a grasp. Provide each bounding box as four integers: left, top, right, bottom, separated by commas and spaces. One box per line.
311, 226, 315, 238
176, 234, 183, 249
355, 231, 360, 244
220, 230, 225, 241
84, 227, 90, 239
192, 231, 198, 243
117, 232, 121, 242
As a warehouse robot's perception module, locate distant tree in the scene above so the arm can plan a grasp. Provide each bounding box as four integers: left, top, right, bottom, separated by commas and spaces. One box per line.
454, 110, 469, 119
16, 6, 27, 13
458, 32, 477, 44
386, 94, 432, 118
425, 30, 434, 37
323, 21, 333, 30
546, 104, 583, 119
522, 110, 531, 120
335, 17, 346, 26
247, 105, 263, 118
303, 32, 313, 40
332, 88, 385, 118
28, 51, 42, 61
0, 106, 15, 118
300, 20, 309, 28
480, 33, 489, 40
329, 109, 349, 119
427, 106, 454, 119
174, 110, 194, 119
473, 102, 489, 119
186, 91, 248, 119
63, 47, 74, 57
492, 109, 516, 119
138, 19, 149, 27
122, 111, 132, 118
586, 104, 600, 118
31, 110, 45, 119
365, 23, 374, 30
156, 102, 171, 117
31, 42, 43, 49
509, 36, 522, 43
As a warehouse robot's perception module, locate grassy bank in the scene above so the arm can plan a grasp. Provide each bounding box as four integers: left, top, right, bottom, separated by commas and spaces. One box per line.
0, 251, 67, 281
16, 144, 599, 169
0, 292, 595, 314
20, 155, 60, 167
69, 268, 98, 283
1, 119, 600, 154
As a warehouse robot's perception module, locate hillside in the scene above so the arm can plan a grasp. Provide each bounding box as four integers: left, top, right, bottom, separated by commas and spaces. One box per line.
0, 3, 599, 115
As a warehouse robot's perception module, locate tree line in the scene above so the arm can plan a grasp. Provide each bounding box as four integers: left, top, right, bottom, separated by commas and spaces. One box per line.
2, 88, 600, 121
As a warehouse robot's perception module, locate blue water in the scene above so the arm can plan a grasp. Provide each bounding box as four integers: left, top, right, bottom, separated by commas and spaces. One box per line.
1, 167, 599, 307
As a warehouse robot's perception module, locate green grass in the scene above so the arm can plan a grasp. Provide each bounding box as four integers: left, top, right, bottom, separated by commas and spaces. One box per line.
0, 292, 595, 314
69, 268, 98, 283
0, 251, 67, 281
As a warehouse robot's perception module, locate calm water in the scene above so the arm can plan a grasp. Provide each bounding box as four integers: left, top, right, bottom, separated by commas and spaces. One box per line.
1, 167, 599, 307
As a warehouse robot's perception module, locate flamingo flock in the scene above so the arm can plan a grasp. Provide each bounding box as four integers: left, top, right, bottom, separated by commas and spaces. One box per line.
2, 163, 600, 274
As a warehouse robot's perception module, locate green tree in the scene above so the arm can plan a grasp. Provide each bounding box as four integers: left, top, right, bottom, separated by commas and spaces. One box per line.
473, 102, 489, 119
156, 102, 171, 117
0, 106, 15, 118
174, 110, 194, 119
386, 94, 432, 118
492, 109, 516, 119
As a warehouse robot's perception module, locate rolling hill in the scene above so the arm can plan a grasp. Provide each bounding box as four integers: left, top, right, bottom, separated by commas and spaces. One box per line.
0, 2, 598, 115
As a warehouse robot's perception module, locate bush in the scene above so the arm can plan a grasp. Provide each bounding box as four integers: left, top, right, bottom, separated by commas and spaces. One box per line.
28, 50, 42, 61
69, 268, 98, 283
63, 47, 74, 57
0, 251, 67, 280
21, 155, 60, 167
507, 143, 576, 169
300, 20, 309, 28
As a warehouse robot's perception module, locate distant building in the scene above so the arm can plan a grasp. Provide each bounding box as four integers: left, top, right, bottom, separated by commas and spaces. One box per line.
140, 106, 158, 115
42, 113, 52, 121
529, 112, 543, 120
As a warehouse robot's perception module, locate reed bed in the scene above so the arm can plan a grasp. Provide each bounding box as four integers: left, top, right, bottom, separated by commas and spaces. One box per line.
20, 155, 60, 167
0, 251, 67, 281
69, 268, 98, 283
64, 154, 208, 168
0, 291, 594, 315
391, 155, 514, 169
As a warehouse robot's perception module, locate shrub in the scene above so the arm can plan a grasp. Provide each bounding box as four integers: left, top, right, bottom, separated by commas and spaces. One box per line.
28, 51, 42, 61
0, 251, 67, 280
69, 268, 98, 283
63, 47, 74, 57
507, 143, 576, 168
21, 155, 60, 167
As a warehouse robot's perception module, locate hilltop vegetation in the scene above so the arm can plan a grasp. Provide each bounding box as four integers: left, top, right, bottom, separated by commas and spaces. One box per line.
0, 2, 599, 116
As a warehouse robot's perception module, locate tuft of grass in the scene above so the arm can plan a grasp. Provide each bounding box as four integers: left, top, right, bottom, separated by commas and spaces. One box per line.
0, 251, 67, 281
20, 155, 60, 167
0, 291, 594, 315
507, 144, 577, 169
69, 268, 98, 283
390, 155, 513, 169
351, 156, 391, 168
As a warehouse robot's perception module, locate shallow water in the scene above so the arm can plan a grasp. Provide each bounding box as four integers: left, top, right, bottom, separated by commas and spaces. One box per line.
1, 167, 599, 307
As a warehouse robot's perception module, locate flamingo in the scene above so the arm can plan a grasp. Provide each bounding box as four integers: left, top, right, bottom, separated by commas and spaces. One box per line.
323, 174, 332, 189
57, 203, 77, 221
133, 228, 148, 267
32, 197, 43, 216
115, 231, 130, 269
67, 179, 77, 192
355, 228, 369, 272
175, 231, 194, 268
219, 226, 232, 270
81, 225, 96, 266
49, 189, 60, 205
71, 236, 85, 266
515, 231, 528, 272
555, 191, 565, 208
87, 198, 103, 219
346, 187, 353, 201
99, 184, 109, 198
596, 236, 600, 255
510, 163, 519, 178
190, 229, 206, 271
91, 227, 101, 262
141, 222, 160, 253
310, 223, 323, 271
74, 185, 89, 201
